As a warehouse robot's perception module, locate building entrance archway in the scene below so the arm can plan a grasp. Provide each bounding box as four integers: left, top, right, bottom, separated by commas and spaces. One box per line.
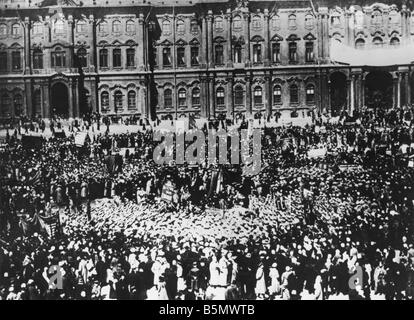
365, 71, 393, 110
51, 82, 69, 118
329, 72, 347, 117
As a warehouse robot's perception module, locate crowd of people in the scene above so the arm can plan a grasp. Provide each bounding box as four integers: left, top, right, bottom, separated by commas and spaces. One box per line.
0, 106, 414, 300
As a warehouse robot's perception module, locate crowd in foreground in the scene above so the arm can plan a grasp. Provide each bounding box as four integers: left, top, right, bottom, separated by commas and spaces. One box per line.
1, 106, 414, 300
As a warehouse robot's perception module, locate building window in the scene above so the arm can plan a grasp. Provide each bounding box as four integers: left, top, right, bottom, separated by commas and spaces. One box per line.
76, 20, 87, 33
271, 15, 280, 30
54, 20, 65, 34
191, 47, 199, 66
0, 24, 7, 36
152, 47, 158, 68
1, 94, 11, 116
254, 86, 263, 105
290, 84, 299, 104
215, 45, 224, 65
215, 17, 224, 32
114, 91, 123, 110
305, 42, 314, 62
112, 20, 122, 33
33, 49, 43, 69
77, 48, 87, 68
164, 89, 173, 108
33, 23, 43, 35
372, 10, 382, 26
288, 14, 297, 29
178, 88, 187, 106
177, 47, 186, 67
162, 20, 171, 35
101, 91, 109, 110
233, 15, 242, 32
51, 47, 66, 67
128, 91, 136, 109
98, 21, 108, 33
163, 47, 172, 67
126, 48, 135, 67
373, 37, 383, 47
99, 49, 108, 68
126, 20, 135, 33
192, 87, 200, 106
273, 85, 282, 104
305, 14, 314, 29
234, 44, 242, 63
176, 20, 185, 34
253, 44, 262, 63
190, 20, 198, 34
306, 84, 315, 104
332, 15, 341, 27
390, 37, 400, 46
11, 23, 21, 36
272, 42, 281, 63
14, 94, 23, 116
113, 48, 122, 68
289, 42, 297, 63
0, 51, 7, 71
234, 85, 244, 105
216, 87, 225, 106
12, 51, 21, 71
355, 38, 365, 49
33, 90, 41, 115
252, 16, 262, 31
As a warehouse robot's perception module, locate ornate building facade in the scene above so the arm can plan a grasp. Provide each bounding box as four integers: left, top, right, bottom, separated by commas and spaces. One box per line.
0, 0, 413, 120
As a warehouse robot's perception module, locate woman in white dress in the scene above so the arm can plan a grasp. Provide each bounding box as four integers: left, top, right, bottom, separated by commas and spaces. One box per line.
268, 262, 280, 297
255, 262, 266, 298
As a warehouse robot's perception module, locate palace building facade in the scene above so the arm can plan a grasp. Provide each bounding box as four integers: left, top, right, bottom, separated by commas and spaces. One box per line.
0, 0, 414, 121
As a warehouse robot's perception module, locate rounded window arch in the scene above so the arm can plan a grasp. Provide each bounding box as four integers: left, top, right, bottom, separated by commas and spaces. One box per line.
216, 87, 225, 106
252, 15, 262, 30
271, 15, 280, 30
162, 20, 171, 35
355, 38, 365, 49
288, 14, 297, 29
0, 24, 7, 36
76, 20, 87, 33
112, 20, 122, 33
190, 19, 199, 34
126, 20, 135, 33
164, 88, 173, 108
234, 85, 244, 105
176, 20, 185, 34
191, 87, 200, 106
390, 37, 400, 46
127, 91, 136, 109
33, 48, 43, 69
215, 17, 224, 32
100, 91, 109, 111
54, 20, 65, 34
114, 90, 123, 110
273, 85, 282, 104
98, 20, 108, 33
178, 88, 187, 107
77, 48, 87, 68
253, 86, 263, 105
290, 84, 299, 104
11, 23, 21, 36
14, 93, 23, 116
233, 15, 242, 31
305, 14, 314, 29
306, 84, 315, 104
373, 37, 383, 47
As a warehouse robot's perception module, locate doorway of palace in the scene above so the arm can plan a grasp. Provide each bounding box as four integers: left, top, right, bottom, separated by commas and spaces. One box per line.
51, 82, 69, 118
365, 71, 393, 110
329, 72, 347, 117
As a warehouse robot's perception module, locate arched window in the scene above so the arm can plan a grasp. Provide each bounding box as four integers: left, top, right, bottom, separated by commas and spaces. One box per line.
272, 42, 281, 63
252, 16, 262, 30
1, 94, 11, 116
290, 84, 299, 104
112, 20, 122, 33
0, 51, 6, 71
113, 48, 122, 68
114, 90, 123, 110
176, 20, 185, 34
33, 90, 41, 115
126, 48, 135, 67
288, 14, 297, 29
190, 20, 198, 34
162, 20, 171, 35
0, 24, 7, 36
11, 23, 21, 36
164, 88, 173, 108
355, 38, 365, 49
215, 17, 224, 32
390, 37, 400, 46
101, 91, 109, 111
253, 86, 263, 105
215, 44, 224, 65
127, 91, 136, 109
163, 47, 172, 67
76, 20, 87, 33
54, 20, 65, 34
12, 51, 21, 70
99, 48, 108, 68
373, 37, 383, 47
192, 88, 200, 106
216, 87, 225, 106
33, 23, 43, 35
305, 14, 314, 29
273, 85, 282, 104
372, 10, 383, 26
306, 84, 315, 104
51, 47, 66, 67
253, 43, 262, 63
234, 44, 242, 63
233, 15, 242, 32
305, 42, 314, 62
332, 14, 341, 27
271, 15, 280, 30
234, 85, 244, 105
14, 93, 23, 116
98, 21, 108, 33
289, 42, 297, 63
33, 49, 43, 69
126, 20, 135, 33
77, 48, 87, 68
178, 88, 187, 106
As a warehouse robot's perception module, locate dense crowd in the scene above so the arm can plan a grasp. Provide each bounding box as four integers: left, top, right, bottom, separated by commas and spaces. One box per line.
1, 106, 414, 300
